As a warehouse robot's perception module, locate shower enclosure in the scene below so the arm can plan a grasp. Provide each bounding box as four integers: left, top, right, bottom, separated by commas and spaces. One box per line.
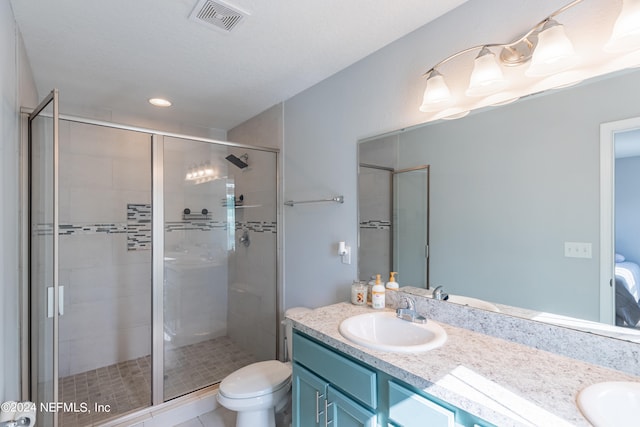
26, 91, 279, 426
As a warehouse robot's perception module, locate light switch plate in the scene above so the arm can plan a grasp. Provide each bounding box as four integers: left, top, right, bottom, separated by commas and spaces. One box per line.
564, 242, 592, 258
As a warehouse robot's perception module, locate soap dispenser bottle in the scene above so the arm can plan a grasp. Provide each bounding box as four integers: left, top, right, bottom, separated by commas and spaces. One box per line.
371, 274, 385, 309
384, 272, 399, 308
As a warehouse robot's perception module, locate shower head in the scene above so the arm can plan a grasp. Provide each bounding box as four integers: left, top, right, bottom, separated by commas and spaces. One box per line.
225, 153, 249, 169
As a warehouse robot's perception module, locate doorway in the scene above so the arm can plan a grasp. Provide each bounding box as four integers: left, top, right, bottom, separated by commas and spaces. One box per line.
600, 116, 640, 326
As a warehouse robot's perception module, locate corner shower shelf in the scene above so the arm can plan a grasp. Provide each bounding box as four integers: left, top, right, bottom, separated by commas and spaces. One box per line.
284, 195, 344, 207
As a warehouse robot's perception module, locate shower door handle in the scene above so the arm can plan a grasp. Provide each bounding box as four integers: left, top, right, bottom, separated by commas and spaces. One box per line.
47, 285, 64, 318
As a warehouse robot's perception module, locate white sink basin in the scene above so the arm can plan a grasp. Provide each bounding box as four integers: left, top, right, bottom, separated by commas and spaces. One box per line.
338, 311, 447, 353
577, 381, 640, 427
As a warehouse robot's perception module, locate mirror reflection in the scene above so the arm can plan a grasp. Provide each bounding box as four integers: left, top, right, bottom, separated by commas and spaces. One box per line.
358, 158, 430, 288
358, 67, 640, 342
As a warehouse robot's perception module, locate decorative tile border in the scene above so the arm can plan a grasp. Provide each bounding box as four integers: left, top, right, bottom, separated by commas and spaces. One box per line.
35, 205, 277, 246
59, 223, 128, 235
127, 204, 152, 251
238, 221, 277, 233
359, 219, 392, 230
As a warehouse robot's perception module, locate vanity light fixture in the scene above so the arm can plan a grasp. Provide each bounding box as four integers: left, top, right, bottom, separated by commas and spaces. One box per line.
605, 0, 640, 53
419, 0, 640, 119
149, 98, 172, 107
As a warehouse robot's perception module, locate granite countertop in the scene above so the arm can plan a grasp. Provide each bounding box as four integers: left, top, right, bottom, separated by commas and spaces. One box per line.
287, 302, 639, 427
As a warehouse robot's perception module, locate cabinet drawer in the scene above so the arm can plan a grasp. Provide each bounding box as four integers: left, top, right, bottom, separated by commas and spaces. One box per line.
388, 381, 454, 427
293, 333, 377, 408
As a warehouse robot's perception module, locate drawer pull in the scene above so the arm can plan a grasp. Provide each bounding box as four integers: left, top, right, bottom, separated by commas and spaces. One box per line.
325, 399, 334, 427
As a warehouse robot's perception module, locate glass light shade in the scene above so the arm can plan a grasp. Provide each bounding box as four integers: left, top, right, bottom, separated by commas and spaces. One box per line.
466, 47, 509, 97
605, 0, 640, 53
526, 20, 579, 77
419, 70, 453, 112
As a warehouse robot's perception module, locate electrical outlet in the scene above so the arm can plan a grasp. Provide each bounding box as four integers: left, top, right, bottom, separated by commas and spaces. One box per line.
564, 242, 592, 259
341, 246, 351, 265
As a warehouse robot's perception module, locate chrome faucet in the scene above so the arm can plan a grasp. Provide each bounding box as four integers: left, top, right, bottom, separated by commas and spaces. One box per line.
432, 285, 449, 301
396, 296, 427, 324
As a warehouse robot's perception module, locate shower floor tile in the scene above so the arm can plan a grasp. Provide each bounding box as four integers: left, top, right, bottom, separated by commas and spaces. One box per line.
58, 336, 257, 427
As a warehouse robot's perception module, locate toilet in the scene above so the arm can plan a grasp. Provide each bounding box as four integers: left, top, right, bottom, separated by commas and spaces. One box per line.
216, 307, 312, 427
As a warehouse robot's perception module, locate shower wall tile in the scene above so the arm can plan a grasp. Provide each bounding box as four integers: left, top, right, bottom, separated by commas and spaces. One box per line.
67, 264, 150, 305
65, 121, 151, 159
68, 188, 121, 223
59, 234, 113, 270
59, 295, 151, 342
59, 152, 113, 190
65, 324, 151, 376
113, 158, 152, 192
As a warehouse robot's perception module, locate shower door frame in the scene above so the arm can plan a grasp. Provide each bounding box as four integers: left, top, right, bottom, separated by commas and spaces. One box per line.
22, 111, 282, 412
25, 89, 61, 427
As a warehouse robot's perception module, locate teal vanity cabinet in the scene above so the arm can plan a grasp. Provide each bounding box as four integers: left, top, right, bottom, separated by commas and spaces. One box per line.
292, 332, 494, 427
292, 332, 377, 426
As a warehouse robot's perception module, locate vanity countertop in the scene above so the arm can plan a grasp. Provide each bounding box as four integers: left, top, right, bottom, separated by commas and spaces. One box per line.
287, 302, 640, 427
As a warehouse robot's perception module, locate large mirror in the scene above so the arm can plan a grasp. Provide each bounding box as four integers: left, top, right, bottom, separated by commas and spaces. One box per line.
358, 66, 640, 342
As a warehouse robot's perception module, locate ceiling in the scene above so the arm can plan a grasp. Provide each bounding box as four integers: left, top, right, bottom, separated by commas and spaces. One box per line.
10, 0, 466, 131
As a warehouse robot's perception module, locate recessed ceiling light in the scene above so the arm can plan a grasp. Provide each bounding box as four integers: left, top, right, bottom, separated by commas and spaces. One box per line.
149, 98, 172, 107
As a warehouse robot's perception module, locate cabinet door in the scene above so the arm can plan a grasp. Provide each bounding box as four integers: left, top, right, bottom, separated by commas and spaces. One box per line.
293, 364, 328, 427
388, 381, 455, 427
328, 386, 377, 427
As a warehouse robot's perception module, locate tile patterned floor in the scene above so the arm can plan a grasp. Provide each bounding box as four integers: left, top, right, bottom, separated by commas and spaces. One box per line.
174, 406, 237, 427
59, 336, 257, 427
175, 397, 292, 427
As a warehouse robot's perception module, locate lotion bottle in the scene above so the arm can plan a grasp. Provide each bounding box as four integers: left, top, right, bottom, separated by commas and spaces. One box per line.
366, 275, 376, 305
371, 274, 385, 309
385, 272, 399, 291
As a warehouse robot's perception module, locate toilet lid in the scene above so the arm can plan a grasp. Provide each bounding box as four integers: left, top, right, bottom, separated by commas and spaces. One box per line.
219, 360, 291, 399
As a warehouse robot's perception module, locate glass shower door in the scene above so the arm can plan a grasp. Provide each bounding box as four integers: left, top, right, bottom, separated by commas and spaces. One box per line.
29, 89, 59, 427
393, 166, 430, 287
161, 137, 243, 400
160, 136, 278, 401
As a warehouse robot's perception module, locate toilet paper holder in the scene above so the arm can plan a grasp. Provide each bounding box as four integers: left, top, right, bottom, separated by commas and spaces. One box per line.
0, 416, 34, 427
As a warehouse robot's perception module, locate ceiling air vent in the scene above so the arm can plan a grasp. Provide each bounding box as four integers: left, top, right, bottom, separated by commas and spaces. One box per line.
189, 0, 248, 33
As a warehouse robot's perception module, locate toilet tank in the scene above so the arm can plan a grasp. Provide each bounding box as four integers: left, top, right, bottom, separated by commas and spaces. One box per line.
283, 307, 312, 361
